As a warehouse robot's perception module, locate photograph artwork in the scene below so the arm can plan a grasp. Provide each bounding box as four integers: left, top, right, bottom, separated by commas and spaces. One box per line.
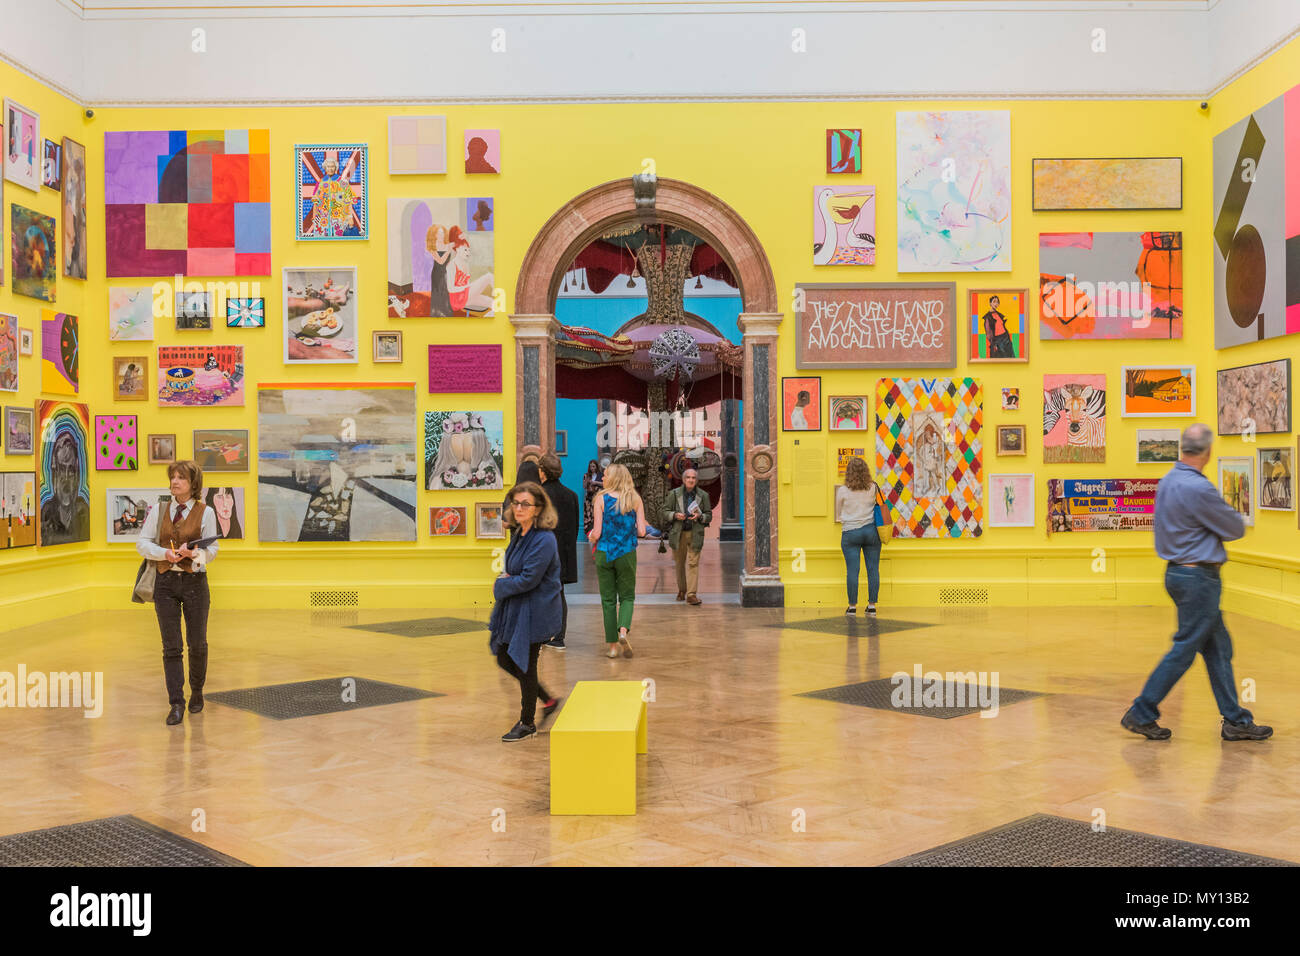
107, 489, 168, 543
175, 291, 213, 330
1137, 428, 1181, 465
284, 268, 358, 364
4, 99, 41, 191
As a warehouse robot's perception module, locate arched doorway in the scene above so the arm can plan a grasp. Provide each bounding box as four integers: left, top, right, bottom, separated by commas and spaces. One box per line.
511, 176, 783, 606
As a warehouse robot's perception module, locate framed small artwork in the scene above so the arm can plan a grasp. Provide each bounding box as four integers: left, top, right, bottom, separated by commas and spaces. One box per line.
997, 424, 1027, 456
5, 407, 34, 454
1122, 366, 1195, 417
1001, 387, 1020, 411
147, 433, 177, 465
41, 138, 60, 189
373, 330, 403, 363
109, 287, 155, 341
284, 267, 358, 364
226, 297, 266, 328
295, 143, 369, 240
94, 415, 139, 471
112, 355, 149, 401
106, 488, 169, 543
389, 115, 447, 175
194, 428, 250, 472
1218, 456, 1255, 527
988, 474, 1035, 528
464, 130, 500, 173
826, 129, 862, 174
1258, 446, 1294, 512
204, 485, 246, 539
969, 289, 1029, 363
0, 313, 16, 392
813, 186, 876, 266
475, 502, 505, 539
12, 205, 56, 301
555, 430, 568, 456
782, 377, 822, 431
1, 471, 36, 548
1137, 428, 1180, 465
4, 98, 41, 191
19, 328, 33, 355
1217, 358, 1291, 435
827, 396, 868, 431
175, 292, 213, 330
430, 505, 467, 537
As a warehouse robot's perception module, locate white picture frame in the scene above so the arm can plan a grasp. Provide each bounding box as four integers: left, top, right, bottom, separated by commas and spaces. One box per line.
1120, 365, 1196, 418
4, 98, 42, 191
987, 474, 1035, 528
1217, 456, 1255, 527
1136, 428, 1181, 465
106, 488, 169, 543
283, 266, 359, 365
1257, 446, 1295, 512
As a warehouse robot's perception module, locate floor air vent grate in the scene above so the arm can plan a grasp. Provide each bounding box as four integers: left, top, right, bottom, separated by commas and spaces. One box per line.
938, 586, 989, 606
310, 589, 359, 608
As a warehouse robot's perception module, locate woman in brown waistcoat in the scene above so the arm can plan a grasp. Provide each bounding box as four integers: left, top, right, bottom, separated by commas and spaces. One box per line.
135, 460, 221, 725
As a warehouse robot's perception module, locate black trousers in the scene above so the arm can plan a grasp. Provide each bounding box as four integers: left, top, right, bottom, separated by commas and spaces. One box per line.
154, 571, 210, 705
495, 642, 552, 726
557, 587, 568, 641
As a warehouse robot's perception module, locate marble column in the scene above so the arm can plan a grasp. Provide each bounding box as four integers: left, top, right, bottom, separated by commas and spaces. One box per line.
719, 398, 744, 541
738, 312, 784, 606
509, 314, 559, 464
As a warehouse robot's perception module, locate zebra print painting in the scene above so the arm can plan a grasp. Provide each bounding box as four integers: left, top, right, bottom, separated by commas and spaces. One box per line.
1043, 374, 1106, 463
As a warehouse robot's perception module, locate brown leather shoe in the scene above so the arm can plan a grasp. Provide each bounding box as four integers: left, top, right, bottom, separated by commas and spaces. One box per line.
676, 591, 686, 601
687, 594, 702, 605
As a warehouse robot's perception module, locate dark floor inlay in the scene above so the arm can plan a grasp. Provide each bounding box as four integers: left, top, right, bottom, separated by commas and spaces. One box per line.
207, 677, 443, 720
797, 676, 1042, 718
884, 814, 1297, 867
346, 616, 487, 638
0, 815, 248, 867
773, 617, 931, 637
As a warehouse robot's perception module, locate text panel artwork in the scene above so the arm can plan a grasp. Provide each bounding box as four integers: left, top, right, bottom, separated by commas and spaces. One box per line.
796, 283, 956, 368
1046, 479, 1158, 533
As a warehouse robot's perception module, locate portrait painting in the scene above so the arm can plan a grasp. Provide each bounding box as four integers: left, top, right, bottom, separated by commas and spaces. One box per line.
387, 197, 494, 317
969, 289, 1029, 362
61, 136, 87, 279
36, 400, 90, 547
782, 377, 821, 431
295, 143, 368, 240
425, 411, 504, 491
464, 130, 500, 174
204, 485, 245, 539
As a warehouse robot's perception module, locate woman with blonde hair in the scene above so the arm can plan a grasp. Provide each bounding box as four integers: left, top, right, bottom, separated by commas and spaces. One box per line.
590, 463, 647, 658
835, 456, 883, 616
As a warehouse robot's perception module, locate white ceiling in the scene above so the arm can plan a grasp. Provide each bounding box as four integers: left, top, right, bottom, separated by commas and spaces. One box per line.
3, 0, 1295, 104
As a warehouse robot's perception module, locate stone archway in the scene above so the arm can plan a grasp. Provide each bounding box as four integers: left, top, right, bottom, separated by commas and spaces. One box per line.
511, 176, 783, 606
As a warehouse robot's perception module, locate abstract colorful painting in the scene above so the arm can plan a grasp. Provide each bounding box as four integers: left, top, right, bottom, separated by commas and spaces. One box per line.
284, 267, 358, 364
226, 297, 265, 328
37, 399, 90, 547
1121, 366, 1195, 417
988, 474, 1034, 528
109, 287, 155, 340
430, 506, 467, 537
41, 310, 78, 395
388, 115, 446, 175
1212, 83, 1299, 348
4, 99, 41, 191
896, 110, 1011, 272
1137, 428, 1180, 465
106, 488, 168, 543
2, 472, 36, 549
157, 344, 244, 407
424, 411, 504, 491
61, 137, 87, 279
94, 415, 138, 471
969, 289, 1028, 362
204, 485, 245, 539
813, 186, 875, 265
1217, 358, 1291, 435
1047, 478, 1158, 533
1218, 457, 1255, 527
104, 129, 271, 277
194, 428, 249, 472
12, 204, 56, 301
782, 377, 821, 431
258, 383, 418, 542
295, 144, 368, 240
875, 378, 983, 538
42, 139, 60, 188
0, 313, 17, 392
6, 407, 33, 454
826, 129, 861, 174
1039, 232, 1182, 339
464, 130, 500, 173
112, 355, 148, 401
1043, 374, 1105, 464
387, 197, 495, 317
475, 502, 505, 539
828, 396, 868, 431
1032, 158, 1182, 211
1258, 446, 1294, 511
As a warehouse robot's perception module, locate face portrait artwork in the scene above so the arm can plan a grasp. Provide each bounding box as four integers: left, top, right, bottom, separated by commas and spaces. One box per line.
424, 411, 504, 490
204, 486, 245, 539
782, 377, 821, 431
37, 400, 91, 547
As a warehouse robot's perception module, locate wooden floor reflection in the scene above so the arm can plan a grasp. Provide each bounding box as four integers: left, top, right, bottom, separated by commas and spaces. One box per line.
1, 600, 1295, 866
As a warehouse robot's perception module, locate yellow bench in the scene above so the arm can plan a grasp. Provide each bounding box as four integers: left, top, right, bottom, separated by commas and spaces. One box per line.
550, 680, 648, 815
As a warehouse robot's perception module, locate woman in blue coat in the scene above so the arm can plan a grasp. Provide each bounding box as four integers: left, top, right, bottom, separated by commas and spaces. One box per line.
489, 480, 563, 742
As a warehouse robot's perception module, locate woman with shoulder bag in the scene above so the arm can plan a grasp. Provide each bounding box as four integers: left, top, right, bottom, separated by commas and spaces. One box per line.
835, 456, 888, 617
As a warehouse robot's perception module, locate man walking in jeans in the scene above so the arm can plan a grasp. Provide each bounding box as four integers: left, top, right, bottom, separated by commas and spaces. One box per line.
1122, 424, 1273, 741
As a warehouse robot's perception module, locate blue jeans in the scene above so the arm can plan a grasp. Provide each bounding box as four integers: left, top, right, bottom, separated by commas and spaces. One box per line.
1131, 565, 1251, 724
841, 525, 881, 605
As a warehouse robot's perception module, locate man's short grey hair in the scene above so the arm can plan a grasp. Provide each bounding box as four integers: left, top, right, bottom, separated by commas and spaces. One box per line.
1181, 423, 1214, 457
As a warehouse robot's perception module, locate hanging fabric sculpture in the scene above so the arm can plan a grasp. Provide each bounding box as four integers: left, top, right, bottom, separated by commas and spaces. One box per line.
649, 327, 701, 382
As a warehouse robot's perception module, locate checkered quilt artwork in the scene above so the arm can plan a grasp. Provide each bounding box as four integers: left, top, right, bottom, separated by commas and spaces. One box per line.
875, 378, 983, 538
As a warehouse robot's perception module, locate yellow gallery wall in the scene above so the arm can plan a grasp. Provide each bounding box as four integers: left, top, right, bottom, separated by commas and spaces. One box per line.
0, 36, 1297, 630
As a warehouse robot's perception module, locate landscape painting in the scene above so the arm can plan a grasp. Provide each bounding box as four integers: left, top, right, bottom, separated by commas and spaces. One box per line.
1121, 366, 1195, 417
1137, 428, 1181, 465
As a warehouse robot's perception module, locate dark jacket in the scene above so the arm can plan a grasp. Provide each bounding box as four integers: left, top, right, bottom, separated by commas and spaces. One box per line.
488, 526, 563, 671
542, 477, 580, 584
661, 485, 712, 551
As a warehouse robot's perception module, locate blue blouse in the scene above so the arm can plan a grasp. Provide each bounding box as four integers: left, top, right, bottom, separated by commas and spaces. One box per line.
596, 493, 638, 562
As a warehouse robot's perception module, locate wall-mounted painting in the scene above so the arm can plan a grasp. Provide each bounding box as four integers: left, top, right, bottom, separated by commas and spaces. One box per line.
5, 407, 33, 454
968, 289, 1029, 363
94, 415, 138, 471
175, 291, 213, 330
194, 428, 249, 472
475, 501, 505, 539
1121, 366, 1195, 417
1043, 374, 1105, 463
295, 143, 368, 240
258, 383, 417, 542
987, 474, 1035, 528
41, 310, 78, 395
373, 330, 402, 363
226, 297, 265, 328
1258, 446, 1294, 511
284, 267, 358, 364
157, 344, 244, 407
19, 328, 32, 356
0, 313, 17, 392
1216, 358, 1290, 435
389, 115, 446, 175
464, 130, 500, 174
12, 204, 56, 301
387, 197, 495, 317
795, 283, 957, 368
897, 110, 1011, 272
424, 411, 504, 491
430, 506, 467, 537
106, 488, 169, 543
828, 396, 869, 431
813, 186, 875, 265
147, 433, 176, 464
782, 377, 821, 431
2, 472, 37, 549
996, 424, 1026, 456
1046, 478, 1158, 533
826, 129, 862, 174
1031, 157, 1182, 211
111, 355, 149, 402
104, 129, 271, 277
109, 287, 155, 341
204, 485, 245, 539
36, 399, 90, 547
61, 136, 87, 279
4, 98, 41, 191
1001, 388, 1020, 411
1218, 456, 1255, 527
1136, 428, 1181, 465
1039, 231, 1182, 340
42, 138, 60, 189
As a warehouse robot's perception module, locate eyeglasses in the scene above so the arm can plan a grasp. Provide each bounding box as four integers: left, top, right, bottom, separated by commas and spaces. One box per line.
511, 500, 536, 510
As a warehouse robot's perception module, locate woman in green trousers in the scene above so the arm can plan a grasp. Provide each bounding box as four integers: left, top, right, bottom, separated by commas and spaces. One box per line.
589, 463, 647, 658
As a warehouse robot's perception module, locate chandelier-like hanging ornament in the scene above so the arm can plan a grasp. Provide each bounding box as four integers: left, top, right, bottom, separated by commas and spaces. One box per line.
649, 327, 701, 382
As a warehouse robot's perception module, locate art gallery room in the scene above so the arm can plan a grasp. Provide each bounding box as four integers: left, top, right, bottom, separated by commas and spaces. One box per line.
0, 0, 1298, 915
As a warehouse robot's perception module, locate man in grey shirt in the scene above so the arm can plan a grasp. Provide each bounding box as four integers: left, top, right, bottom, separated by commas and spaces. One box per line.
1122, 424, 1272, 741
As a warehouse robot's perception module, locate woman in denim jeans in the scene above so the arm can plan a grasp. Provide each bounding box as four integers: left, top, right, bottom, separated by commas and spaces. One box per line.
835, 457, 881, 616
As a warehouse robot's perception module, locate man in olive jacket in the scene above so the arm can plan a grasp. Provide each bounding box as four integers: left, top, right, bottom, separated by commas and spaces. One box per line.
539, 452, 580, 650
661, 467, 712, 605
